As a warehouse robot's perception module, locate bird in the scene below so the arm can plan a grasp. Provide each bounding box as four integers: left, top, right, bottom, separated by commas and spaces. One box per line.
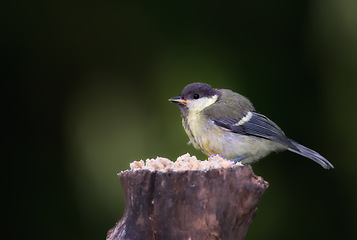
169, 82, 333, 169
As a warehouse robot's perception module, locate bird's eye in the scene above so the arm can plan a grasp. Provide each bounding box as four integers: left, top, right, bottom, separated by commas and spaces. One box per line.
193, 93, 199, 99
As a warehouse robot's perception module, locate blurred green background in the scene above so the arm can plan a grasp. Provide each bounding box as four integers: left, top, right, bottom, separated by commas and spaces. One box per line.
4, 0, 357, 239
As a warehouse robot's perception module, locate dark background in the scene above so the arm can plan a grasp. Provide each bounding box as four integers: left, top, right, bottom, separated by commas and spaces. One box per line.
4, 0, 357, 239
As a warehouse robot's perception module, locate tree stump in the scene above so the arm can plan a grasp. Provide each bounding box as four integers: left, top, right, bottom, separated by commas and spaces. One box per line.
107, 155, 268, 240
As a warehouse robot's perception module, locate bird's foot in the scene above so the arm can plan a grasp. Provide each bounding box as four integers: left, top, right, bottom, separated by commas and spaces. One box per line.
208, 153, 227, 160
230, 155, 248, 163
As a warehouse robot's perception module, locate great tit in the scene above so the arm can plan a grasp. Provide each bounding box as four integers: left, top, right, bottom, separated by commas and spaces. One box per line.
169, 82, 333, 169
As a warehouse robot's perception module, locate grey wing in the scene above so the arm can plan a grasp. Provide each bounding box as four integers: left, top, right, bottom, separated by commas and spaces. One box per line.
213, 111, 298, 151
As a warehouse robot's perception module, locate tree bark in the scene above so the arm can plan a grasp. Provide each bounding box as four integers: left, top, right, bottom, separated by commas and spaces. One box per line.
107, 165, 268, 240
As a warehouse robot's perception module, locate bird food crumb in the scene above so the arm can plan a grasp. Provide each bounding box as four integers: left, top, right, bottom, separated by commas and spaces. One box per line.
130, 153, 242, 172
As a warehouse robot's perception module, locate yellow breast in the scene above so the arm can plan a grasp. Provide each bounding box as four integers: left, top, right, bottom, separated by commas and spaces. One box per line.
183, 112, 215, 156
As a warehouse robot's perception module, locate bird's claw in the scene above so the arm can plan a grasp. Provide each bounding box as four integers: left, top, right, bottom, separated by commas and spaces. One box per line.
208, 153, 227, 160
230, 155, 248, 163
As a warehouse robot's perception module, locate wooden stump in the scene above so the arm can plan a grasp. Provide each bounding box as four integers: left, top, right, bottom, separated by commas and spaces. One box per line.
107, 165, 268, 240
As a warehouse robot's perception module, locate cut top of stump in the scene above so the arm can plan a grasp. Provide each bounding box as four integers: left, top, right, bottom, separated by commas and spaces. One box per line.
128, 153, 243, 172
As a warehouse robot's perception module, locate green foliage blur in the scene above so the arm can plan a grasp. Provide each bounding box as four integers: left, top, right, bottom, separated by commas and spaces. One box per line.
4, 0, 357, 239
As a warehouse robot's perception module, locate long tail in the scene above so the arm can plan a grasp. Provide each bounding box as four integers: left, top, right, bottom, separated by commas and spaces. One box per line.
288, 139, 334, 169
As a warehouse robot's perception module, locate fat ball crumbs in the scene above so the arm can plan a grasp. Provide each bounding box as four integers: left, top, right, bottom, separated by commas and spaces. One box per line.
130, 153, 242, 172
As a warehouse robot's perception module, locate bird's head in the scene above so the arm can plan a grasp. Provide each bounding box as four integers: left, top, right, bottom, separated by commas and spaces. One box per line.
169, 83, 221, 117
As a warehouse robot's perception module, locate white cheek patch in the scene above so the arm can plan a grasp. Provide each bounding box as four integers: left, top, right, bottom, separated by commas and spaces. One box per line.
234, 111, 253, 126
187, 95, 218, 114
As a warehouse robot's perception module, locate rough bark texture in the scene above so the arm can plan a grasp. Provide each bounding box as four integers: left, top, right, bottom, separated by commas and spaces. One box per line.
107, 166, 268, 240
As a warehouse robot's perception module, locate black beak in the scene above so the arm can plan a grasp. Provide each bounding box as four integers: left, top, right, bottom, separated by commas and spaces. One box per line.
169, 96, 188, 104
